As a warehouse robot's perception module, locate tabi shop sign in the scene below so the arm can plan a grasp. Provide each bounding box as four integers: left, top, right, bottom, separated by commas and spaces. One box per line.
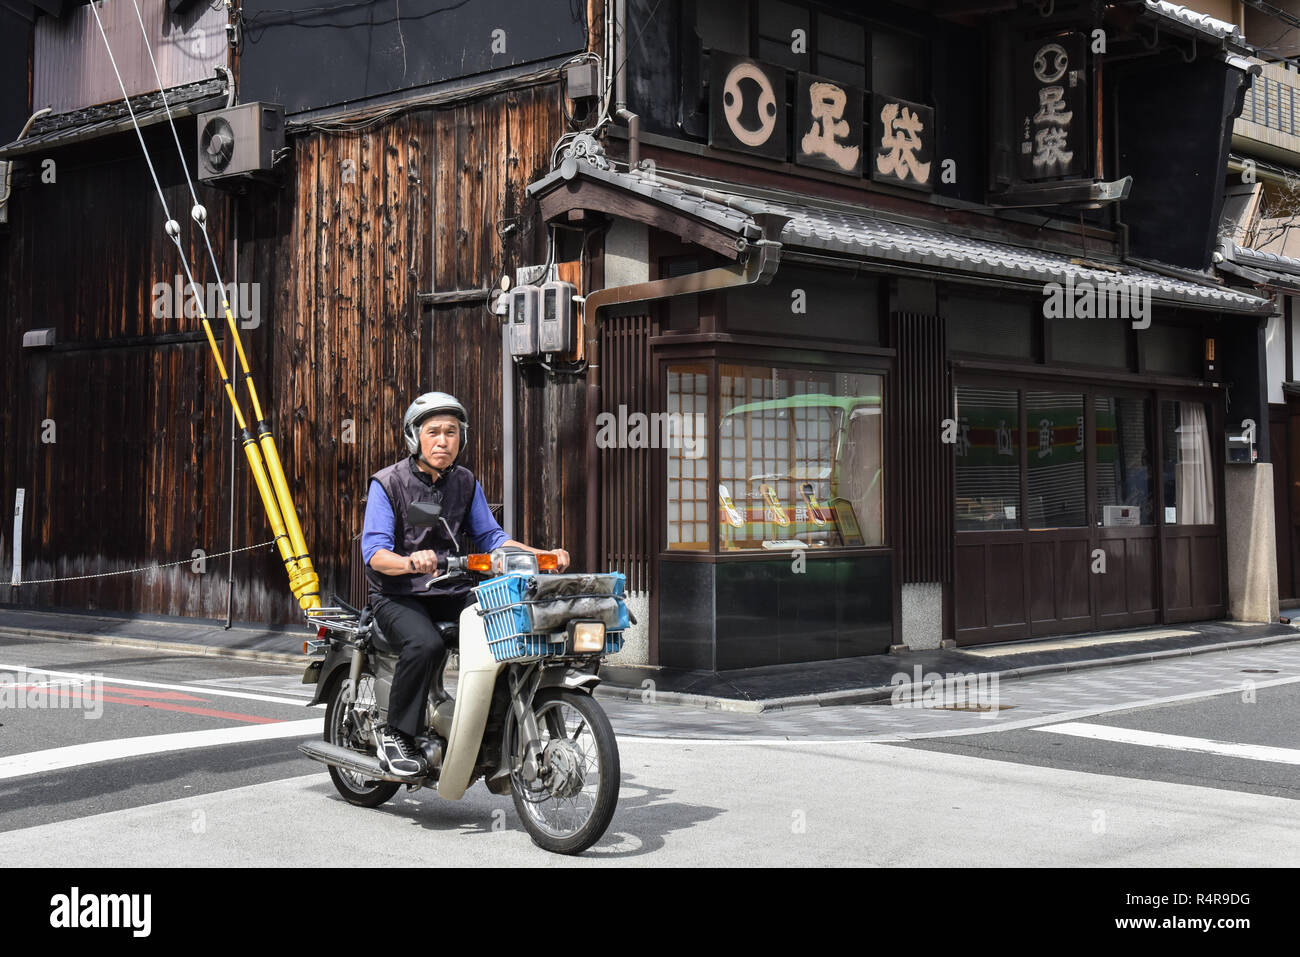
1016, 32, 1089, 181
709, 52, 935, 192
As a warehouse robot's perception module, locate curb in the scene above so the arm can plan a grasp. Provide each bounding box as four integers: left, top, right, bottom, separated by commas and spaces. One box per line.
4, 623, 1297, 713
597, 630, 1300, 713
0, 625, 308, 666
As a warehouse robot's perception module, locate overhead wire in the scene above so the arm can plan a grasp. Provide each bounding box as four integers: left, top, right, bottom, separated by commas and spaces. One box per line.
127, 0, 319, 611
88, 0, 319, 611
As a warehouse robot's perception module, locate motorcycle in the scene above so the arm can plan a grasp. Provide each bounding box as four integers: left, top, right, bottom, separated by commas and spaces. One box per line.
297, 502, 628, 855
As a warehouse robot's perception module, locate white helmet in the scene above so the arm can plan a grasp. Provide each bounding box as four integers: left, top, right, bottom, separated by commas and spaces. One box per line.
403, 392, 468, 456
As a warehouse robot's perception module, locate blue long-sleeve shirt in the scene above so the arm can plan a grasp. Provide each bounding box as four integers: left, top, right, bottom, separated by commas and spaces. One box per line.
361, 477, 508, 565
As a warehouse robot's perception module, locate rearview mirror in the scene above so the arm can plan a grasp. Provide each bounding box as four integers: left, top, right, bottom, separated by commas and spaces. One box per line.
406, 501, 442, 526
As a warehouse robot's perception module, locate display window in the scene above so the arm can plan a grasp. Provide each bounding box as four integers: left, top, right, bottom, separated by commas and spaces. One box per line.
664, 361, 884, 552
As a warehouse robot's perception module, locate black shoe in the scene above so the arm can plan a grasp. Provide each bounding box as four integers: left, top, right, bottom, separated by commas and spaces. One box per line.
376, 725, 427, 777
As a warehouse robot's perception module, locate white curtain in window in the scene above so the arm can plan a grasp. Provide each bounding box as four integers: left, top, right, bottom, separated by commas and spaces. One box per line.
1175, 402, 1214, 524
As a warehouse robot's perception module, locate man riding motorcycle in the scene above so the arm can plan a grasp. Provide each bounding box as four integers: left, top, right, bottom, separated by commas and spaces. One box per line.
361, 391, 570, 776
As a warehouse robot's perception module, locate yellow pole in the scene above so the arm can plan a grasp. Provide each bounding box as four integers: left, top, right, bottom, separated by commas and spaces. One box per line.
197, 303, 315, 608
217, 299, 320, 610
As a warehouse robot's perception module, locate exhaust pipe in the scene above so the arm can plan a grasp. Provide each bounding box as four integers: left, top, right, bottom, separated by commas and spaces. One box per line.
298, 740, 408, 783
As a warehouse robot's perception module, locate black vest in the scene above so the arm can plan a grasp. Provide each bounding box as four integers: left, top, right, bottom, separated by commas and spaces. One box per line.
365, 457, 476, 600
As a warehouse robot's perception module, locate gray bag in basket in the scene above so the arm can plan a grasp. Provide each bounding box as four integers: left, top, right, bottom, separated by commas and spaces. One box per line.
522, 573, 625, 634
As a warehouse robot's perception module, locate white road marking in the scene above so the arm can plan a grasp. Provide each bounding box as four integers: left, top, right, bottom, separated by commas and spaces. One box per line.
613, 675, 1300, 744
0, 662, 311, 707
876, 673, 1300, 741
621, 735, 905, 745
0, 719, 322, 780
1031, 722, 1300, 765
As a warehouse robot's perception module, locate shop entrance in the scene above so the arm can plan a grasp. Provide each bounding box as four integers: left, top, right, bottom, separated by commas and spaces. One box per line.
953, 377, 1225, 644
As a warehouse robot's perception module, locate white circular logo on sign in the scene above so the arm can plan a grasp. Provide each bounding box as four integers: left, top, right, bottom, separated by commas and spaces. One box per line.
722, 62, 778, 148
1033, 43, 1069, 84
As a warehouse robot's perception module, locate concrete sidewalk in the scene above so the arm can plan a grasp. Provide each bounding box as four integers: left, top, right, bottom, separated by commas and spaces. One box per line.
1, 605, 1296, 713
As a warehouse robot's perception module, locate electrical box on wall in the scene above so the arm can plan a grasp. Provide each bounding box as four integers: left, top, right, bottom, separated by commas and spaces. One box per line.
1226, 426, 1257, 464
539, 280, 576, 354
509, 284, 540, 358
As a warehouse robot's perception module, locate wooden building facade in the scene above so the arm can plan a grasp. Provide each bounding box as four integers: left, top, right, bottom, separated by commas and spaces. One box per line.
0, 0, 584, 625
0, 0, 1284, 669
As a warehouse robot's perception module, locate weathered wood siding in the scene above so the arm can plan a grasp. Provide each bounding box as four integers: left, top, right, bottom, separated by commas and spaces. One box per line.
0, 127, 286, 620
2, 81, 577, 624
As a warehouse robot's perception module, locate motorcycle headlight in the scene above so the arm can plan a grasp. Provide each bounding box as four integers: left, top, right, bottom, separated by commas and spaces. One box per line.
568, 620, 606, 654
490, 550, 539, 575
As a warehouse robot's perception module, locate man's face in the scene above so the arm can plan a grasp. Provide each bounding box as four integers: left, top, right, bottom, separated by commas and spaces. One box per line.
419, 415, 460, 471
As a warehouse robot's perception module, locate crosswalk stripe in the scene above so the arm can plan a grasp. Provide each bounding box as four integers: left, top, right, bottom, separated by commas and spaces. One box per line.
0, 662, 309, 707
0, 719, 322, 781
1031, 721, 1300, 764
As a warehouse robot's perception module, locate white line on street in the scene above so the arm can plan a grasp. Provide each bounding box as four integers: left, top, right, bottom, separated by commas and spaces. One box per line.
620, 735, 906, 745
0, 662, 311, 708
613, 675, 1300, 745
1031, 722, 1300, 765
0, 719, 322, 781
885, 674, 1300, 741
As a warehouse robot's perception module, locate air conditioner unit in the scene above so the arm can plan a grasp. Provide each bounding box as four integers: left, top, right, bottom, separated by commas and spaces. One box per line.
196, 102, 285, 184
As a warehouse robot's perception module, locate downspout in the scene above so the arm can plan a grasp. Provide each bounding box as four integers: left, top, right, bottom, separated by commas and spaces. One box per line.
615, 0, 640, 171
1, 109, 52, 219
579, 214, 786, 570
502, 317, 515, 538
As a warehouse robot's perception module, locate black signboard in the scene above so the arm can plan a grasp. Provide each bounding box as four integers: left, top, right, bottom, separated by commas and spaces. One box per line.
1016, 32, 1089, 181
709, 53, 788, 160
869, 92, 934, 192
795, 72, 864, 176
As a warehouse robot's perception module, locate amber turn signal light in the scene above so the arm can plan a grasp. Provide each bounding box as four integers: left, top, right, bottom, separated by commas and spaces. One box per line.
467, 554, 492, 572
536, 553, 558, 571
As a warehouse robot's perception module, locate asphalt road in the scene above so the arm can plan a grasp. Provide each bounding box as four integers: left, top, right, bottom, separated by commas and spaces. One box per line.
0, 632, 1296, 866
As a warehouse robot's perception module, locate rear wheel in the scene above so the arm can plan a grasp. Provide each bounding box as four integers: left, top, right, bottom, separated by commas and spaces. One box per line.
323, 671, 401, 808
508, 689, 619, 855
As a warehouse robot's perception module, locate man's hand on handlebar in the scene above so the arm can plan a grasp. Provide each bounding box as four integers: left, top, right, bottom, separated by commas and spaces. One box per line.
548, 548, 571, 572
408, 549, 439, 575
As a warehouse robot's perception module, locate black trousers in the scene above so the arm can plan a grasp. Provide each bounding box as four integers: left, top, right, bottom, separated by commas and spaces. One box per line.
370, 593, 466, 737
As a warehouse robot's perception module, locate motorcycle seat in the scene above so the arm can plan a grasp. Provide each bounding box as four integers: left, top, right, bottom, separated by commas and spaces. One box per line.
368, 620, 459, 654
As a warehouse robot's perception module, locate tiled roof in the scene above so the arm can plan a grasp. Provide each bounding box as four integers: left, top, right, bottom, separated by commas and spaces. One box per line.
0, 78, 228, 159
1220, 239, 1300, 275
530, 159, 1273, 314
1215, 239, 1300, 292
1142, 1, 1243, 43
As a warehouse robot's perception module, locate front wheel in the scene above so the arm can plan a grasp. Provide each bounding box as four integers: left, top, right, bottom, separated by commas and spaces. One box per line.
508, 689, 620, 855
323, 671, 401, 808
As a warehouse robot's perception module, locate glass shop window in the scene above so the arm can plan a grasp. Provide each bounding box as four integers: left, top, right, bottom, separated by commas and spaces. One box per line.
716, 365, 884, 551
1025, 391, 1086, 528
1095, 395, 1154, 526
955, 386, 1021, 530
1162, 399, 1216, 525
666, 364, 711, 551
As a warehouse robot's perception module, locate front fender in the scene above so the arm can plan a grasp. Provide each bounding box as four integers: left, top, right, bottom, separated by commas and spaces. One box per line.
304, 640, 353, 707
537, 666, 601, 694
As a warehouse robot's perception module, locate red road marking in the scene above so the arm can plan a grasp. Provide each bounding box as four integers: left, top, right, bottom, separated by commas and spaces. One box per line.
15, 686, 284, 725
99, 685, 208, 702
